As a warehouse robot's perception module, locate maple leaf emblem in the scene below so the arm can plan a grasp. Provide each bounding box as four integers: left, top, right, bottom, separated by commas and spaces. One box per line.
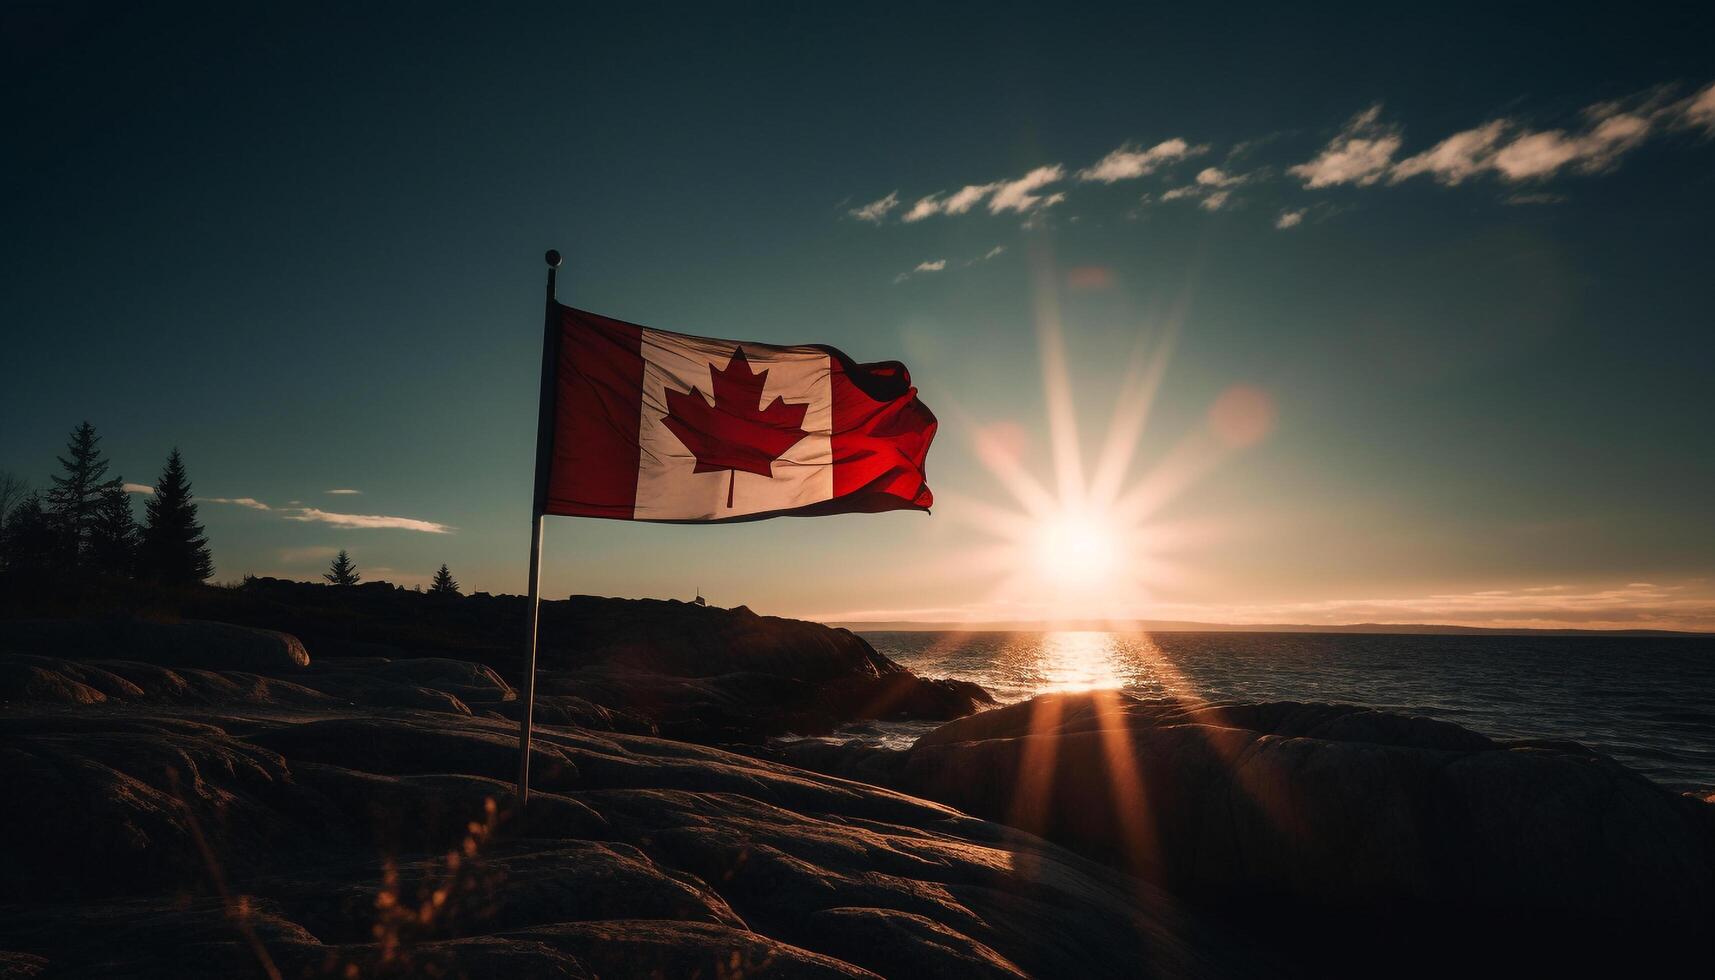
662, 348, 810, 508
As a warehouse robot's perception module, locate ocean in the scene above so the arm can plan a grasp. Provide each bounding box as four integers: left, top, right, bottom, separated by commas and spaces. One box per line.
849, 630, 1715, 796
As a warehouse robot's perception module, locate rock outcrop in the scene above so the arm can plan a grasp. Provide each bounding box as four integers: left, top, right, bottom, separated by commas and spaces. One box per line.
789, 692, 1715, 970
0, 589, 992, 742
0, 646, 1245, 978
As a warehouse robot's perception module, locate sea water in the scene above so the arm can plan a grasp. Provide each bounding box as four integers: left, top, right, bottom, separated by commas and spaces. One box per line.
841, 630, 1715, 796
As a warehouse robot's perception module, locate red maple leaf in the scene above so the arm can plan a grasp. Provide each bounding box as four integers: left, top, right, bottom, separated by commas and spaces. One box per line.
662, 348, 810, 508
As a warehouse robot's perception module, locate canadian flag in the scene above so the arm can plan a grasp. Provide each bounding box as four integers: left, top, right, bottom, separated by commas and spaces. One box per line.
541, 307, 936, 522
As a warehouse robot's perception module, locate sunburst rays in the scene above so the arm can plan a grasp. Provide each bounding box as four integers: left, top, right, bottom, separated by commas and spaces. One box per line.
936, 248, 1273, 629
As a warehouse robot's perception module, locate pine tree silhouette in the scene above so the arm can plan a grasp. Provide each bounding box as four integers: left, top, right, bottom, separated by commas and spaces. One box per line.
45, 422, 122, 562
324, 549, 360, 586
0, 494, 61, 575
139, 449, 214, 585
88, 485, 140, 576
429, 563, 460, 596
0, 471, 28, 538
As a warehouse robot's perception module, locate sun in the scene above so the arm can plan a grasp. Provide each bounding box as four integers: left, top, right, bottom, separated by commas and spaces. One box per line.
1033, 509, 1122, 588
920, 249, 1277, 625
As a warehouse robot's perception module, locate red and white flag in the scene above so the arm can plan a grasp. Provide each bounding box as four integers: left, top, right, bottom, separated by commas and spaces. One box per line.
540, 307, 936, 522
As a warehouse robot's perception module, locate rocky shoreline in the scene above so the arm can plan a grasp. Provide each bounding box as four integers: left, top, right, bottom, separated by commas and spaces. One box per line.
3, 596, 1712, 976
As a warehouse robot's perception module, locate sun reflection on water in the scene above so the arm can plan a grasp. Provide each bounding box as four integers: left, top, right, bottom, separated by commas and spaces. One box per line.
1038, 631, 1125, 692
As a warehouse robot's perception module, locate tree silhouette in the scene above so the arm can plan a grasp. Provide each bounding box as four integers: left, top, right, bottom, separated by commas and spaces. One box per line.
139, 449, 213, 585
429, 563, 460, 596
0, 471, 28, 538
88, 485, 140, 576
0, 494, 61, 575
324, 549, 360, 586
46, 422, 122, 562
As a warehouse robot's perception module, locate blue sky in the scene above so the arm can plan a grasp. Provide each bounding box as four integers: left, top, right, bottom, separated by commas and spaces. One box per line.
5, 2, 1714, 629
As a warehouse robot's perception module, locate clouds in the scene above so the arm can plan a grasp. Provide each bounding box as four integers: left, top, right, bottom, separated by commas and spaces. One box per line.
123, 483, 154, 495
990, 165, 1067, 213
902, 165, 1069, 223
202, 496, 271, 510
1387, 109, 1653, 185
1390, 120, 1509, 185
1309, 81, 1715, 191
1077, 138, 1206, 183
283, 508, 452, 533
1287, 105, 1403, 188
1683, 81, 1715, 131
325, 488, 362, 495
894, 245, 1006, 284
848, 191, 899, 223
846, 78, 1715, 235
1156, 166, 1249, 211
194, 491, 451, 533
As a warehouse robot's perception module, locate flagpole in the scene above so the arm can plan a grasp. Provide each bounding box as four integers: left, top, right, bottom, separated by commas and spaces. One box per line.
516, 248, 562, 807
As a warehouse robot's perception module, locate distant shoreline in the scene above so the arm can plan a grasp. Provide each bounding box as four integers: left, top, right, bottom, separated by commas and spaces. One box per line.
828, 620, 1715, 638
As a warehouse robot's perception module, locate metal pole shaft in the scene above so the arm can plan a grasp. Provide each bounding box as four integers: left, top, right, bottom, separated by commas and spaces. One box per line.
515, 512, 545, 804
516, 249, 562, 807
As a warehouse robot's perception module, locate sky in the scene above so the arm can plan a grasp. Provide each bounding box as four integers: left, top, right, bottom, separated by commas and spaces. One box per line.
5, 2, 1715, 630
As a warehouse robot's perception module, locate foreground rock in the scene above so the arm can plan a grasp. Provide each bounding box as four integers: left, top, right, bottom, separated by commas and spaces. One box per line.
0, 647, 1246, 978
790, 692, 1715, 969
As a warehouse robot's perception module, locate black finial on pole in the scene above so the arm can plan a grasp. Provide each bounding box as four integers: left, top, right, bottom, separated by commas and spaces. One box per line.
544, 249, 561, 302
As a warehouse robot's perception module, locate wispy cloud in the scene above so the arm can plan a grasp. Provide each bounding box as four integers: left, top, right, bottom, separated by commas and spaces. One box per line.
325, 488, 362, 495
847, 190, 899, 223
1155, 166, 1249, 211
123, 483, 154, 495
192, 490, 449, 532
278, 545, 339, 564
893, 258, 946, 284
902, 164, 1067, 222
283, 508, 452, 533
1390, 110, 1652, 186
202, 497, 271, 510
1389, 119, 1510, 185
1384, 82, 1713, 189
1078, 138, 1206, 182
1288, 104, 1403, 187
1681, 80, 1715, 131
991, 165, 1067, 213
1274, 208, 1306, 229
897, 247, 1008, 283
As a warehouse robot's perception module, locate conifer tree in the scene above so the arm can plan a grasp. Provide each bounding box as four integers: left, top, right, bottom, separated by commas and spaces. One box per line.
45, 422, 122, 560
429, 563, 460, 597
138, 449, 214, 585
0, 494, 60, 574
87, 485, 140, 576
0, 471, 27, 538
324, 549, 360, 586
